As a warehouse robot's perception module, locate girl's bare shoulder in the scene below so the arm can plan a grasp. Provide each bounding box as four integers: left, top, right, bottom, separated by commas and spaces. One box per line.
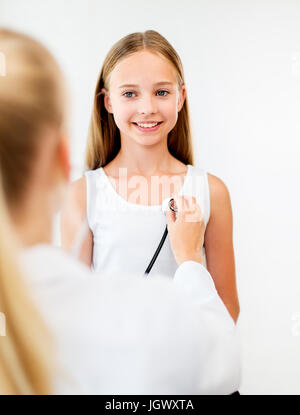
207, 173, 232, 216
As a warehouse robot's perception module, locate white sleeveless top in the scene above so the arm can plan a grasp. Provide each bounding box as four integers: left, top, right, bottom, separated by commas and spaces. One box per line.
84, 164, 210, 277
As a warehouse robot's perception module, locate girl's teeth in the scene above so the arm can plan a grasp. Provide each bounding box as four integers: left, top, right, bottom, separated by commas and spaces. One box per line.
137, 122, 158, 128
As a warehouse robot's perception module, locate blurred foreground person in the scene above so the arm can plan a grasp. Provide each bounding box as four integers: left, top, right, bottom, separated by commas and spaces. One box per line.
0, 28, 240, 394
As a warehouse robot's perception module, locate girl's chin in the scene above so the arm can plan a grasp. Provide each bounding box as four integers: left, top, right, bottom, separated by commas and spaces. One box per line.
119, 126, 170, 146
134, 136, 164, 146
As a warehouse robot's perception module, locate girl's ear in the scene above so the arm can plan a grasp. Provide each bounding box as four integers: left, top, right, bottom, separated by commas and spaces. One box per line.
177, 85, 186, 112
102, 88, 113, 114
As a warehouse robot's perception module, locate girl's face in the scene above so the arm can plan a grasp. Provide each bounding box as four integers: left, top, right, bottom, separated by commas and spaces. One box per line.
103, 49, 186, 147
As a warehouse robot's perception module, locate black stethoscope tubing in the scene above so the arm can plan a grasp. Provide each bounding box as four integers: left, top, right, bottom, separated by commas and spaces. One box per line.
144, 198, 177, 276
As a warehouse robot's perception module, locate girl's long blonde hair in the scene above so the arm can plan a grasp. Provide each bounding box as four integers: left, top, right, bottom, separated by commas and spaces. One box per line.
85, 30, 194, 170
0, 28, 66, 394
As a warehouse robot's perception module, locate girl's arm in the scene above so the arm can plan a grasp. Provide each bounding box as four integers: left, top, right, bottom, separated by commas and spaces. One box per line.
60, 177, 93, 267
204, 174, 240, 323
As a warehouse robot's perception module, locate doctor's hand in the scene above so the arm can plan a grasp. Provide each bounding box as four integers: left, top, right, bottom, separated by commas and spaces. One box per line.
166, 196, 205, 266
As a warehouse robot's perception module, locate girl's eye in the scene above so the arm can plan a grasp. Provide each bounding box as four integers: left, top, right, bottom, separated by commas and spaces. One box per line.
123, 91, 136, 98
156, 90, 169, 97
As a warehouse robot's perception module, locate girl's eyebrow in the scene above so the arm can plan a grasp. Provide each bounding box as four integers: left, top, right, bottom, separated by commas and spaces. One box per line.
118, 81, 174, 89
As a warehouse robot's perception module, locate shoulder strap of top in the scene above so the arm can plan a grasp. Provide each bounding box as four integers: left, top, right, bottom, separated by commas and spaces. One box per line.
179, 165, 210, 227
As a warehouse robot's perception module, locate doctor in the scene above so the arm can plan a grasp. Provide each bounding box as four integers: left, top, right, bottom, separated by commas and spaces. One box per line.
0, 28, 240, 395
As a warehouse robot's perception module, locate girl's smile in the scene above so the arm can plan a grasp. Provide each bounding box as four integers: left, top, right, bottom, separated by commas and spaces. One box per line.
132, 120, 163, 132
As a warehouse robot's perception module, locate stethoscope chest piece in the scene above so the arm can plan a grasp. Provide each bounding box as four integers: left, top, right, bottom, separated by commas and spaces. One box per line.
162, 197, 178, 214
168, 198, 178, 213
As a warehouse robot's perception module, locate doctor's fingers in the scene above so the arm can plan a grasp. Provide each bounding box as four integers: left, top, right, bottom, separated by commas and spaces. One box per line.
185, 203, 204, 223
172, 195, 195, 212
173, 196, 202, 222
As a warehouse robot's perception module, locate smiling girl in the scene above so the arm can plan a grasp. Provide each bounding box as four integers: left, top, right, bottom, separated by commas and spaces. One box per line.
61, 30, 240, 322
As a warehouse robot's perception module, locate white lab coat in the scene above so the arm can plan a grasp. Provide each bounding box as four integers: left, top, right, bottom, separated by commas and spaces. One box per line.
20, 244, 241, 394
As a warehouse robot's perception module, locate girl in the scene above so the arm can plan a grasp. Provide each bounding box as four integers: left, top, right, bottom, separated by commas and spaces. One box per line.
0, 28, 240, 395
61, 30, 240, 322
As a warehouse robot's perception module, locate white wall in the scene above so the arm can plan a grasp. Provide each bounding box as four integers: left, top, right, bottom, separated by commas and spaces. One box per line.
1, 0, 300, 394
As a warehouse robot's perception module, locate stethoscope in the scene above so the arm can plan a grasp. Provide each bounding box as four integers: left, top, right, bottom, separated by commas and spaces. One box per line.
144, 197, 177, 275
70, 196, 178, 275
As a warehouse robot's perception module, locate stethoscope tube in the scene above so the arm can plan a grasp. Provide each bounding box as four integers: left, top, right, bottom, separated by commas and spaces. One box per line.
144, 226, 168, 275
144, 198, 177, 276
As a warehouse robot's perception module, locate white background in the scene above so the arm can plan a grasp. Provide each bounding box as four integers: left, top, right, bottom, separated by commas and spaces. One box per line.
1, 0, 300, 394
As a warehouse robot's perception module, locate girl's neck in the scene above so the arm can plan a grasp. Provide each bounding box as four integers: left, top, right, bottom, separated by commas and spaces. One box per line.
109, 137, 184, 177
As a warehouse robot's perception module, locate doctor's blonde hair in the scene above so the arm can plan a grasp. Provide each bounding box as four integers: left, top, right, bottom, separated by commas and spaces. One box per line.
85, 30, 194, 170
0, 28, 66, 394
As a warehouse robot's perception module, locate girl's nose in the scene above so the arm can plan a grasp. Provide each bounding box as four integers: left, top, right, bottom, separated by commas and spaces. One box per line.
138, 95, 157, 115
